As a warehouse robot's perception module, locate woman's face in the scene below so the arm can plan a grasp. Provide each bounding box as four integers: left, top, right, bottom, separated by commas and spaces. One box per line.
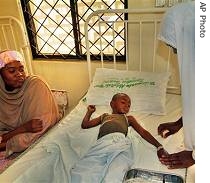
0, 61, 26, 90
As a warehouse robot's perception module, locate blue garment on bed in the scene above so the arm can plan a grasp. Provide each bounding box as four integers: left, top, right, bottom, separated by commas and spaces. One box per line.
70, 132, 133, 183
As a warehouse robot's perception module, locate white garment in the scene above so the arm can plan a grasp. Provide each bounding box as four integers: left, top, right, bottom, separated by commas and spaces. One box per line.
181, 13, 195, 151
158, 2, 195, 151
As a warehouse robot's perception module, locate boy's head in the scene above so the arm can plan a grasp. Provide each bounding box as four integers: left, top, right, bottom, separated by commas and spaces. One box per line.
110, 93, 131, 114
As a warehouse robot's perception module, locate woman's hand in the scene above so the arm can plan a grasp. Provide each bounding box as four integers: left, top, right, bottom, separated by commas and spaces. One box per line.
0, 119, 44, 144
23, 119, 43, 133
158, 150, 195, 169
158, 119, 183, 138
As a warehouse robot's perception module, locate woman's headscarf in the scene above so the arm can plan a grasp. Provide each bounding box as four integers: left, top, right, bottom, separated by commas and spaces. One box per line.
0, 50, 24, 69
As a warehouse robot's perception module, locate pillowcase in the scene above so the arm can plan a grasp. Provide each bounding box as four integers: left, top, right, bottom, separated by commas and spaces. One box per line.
86, 68, 171, 115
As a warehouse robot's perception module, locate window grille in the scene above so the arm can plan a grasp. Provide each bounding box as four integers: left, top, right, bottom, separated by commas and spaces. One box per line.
20, 0, 127, 60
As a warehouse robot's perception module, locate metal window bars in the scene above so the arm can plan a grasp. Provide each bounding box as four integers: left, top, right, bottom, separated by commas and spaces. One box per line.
20, 0, 126, 60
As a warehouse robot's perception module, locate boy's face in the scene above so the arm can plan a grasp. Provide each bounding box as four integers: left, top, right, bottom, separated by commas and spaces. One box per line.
111, 95, 131, 114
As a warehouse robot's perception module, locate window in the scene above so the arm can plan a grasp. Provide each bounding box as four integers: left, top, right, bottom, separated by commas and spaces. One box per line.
21, 0, 127, 60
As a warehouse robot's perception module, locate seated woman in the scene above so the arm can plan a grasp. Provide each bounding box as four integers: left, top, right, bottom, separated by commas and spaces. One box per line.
0, 50, 61, 157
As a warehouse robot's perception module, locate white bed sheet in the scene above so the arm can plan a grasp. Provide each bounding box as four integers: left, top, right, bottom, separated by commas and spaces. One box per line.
0, 94, 189, 183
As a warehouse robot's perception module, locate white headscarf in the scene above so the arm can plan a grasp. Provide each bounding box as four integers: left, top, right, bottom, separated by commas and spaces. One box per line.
0, 50, 24, 69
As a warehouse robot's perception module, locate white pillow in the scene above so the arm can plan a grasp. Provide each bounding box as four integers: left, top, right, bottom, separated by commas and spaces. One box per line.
86, 68, 171, 115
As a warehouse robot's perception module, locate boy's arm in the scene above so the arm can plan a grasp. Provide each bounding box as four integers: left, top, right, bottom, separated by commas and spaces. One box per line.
128, 115, 169, 159
128, 115, 162, 148
81, 105, 101, 129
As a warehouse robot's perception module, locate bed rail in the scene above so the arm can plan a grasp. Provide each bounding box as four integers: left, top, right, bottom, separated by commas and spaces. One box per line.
84, 8, 180, 94
0, 16, 33, 74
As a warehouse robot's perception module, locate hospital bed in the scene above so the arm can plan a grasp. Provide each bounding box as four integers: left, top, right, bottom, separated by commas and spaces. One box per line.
0, 7, 194, 183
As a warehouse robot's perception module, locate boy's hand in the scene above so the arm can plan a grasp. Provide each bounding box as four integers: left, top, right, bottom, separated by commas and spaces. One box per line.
157, 147, 169, 160
87, 105, 96, 113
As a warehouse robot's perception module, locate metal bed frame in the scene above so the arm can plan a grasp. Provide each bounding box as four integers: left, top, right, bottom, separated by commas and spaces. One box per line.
84, 8, 180, 94
0, 16, 33, 74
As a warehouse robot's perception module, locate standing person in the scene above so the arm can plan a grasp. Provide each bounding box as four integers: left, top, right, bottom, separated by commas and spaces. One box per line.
0, 50, 60, 157
157, 1, 195, 169
71, 93, 169, 182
